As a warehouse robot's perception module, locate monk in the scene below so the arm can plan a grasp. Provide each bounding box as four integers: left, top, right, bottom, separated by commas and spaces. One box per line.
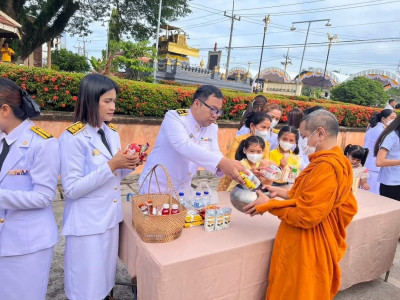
244, 110, 357, 300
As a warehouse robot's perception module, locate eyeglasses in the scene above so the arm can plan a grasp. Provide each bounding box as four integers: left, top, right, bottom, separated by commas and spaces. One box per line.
197, 99, 223, 117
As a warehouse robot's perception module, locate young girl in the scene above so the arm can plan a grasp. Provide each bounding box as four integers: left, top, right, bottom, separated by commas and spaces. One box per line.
59, 74, 142, 299
0, 78, 60, 299
344, 144, 370, 191
227, 135, 272, 191
269, 126, 301, 185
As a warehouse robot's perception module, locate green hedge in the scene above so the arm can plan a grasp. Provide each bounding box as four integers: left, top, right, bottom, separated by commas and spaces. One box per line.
0, 63, 390, 127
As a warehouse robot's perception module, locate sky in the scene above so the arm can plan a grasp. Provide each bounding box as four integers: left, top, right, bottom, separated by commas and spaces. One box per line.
65, 0, 400, 78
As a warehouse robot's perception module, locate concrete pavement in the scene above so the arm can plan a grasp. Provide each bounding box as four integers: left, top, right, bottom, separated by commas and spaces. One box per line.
47, 173, 400, 299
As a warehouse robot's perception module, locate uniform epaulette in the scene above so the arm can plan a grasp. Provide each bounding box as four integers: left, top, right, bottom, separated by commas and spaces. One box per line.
176, 109, 189, 116
30, 126, 53, 139
108, 123, 117, 131
66, 122, 86, 135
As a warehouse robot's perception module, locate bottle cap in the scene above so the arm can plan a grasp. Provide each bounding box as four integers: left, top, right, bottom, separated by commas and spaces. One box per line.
204, 191, 209, 195
171, 204, 179, 209
179, 192, 184, 196
162, 203, 170, 209
196, 192, 201, 196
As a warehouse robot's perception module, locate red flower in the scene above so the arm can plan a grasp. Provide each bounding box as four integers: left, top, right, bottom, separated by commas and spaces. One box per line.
44, 87, 49, 92
40, 103, 45, 108
52, 96, 58, 100
281, 116, 288, 122
65, 90, 70, 94
51, 77, 56, 82
72, 96, 77, 101
61, 103, 66, 108
2, 74, 7, 77
54, 86, 58, 91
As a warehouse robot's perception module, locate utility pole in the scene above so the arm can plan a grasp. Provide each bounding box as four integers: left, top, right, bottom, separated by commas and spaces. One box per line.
396, 60, 400, 76
321, 33, 338, 89
256, 14, 270, 87
281, 48, 292, 73
78, 37, 91, 58
224, 0, 241, 79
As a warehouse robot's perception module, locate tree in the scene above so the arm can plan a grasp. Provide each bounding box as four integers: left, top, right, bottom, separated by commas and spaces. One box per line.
331, 76, 390, 107
0, 0, 190, 60
52, 48, 90, 73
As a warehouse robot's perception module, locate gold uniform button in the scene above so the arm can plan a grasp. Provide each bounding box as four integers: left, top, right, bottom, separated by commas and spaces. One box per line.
114, 186, 118, 190
0, 218, 4, 223
113, 199, 117, 203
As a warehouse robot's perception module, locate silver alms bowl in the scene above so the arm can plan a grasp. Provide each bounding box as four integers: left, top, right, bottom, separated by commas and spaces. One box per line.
230, 185, 270, 213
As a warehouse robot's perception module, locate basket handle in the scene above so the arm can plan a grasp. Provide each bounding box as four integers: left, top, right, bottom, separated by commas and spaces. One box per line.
137, 164, 178, 200
197, 181, 211, 192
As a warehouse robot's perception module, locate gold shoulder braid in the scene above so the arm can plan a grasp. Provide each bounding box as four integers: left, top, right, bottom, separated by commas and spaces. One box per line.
176, 109, 189, 116
66, 122, 86, 135
108, 123, 117, 131
30, 126, 53, 139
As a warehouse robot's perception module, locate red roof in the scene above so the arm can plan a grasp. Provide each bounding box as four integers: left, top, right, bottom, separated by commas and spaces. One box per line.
0, 15, 18, 28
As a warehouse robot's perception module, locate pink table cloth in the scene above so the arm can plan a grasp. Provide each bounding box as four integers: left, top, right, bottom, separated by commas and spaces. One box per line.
119, 190, 400, 300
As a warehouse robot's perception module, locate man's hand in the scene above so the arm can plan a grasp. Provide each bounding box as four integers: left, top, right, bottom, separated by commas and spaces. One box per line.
217, 157, 249, 185
243, 190, 270, 217
108, 151, 142, 172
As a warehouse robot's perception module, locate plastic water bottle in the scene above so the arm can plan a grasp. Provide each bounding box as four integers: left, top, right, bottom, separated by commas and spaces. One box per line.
178, 192, 185, 207
203, 191, 210, 206
193, 192, 202, 209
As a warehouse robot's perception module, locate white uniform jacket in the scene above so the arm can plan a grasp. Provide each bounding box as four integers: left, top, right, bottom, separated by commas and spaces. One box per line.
0, 120, 59, 256
59, 122, 131, 236
139, 109, 223, 194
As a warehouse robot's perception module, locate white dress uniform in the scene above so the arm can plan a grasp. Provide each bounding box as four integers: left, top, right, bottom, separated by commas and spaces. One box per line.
59, 122, 132, 300
138, 109, 223, 195
363, 122, 385, 194
0, 119, 59, 300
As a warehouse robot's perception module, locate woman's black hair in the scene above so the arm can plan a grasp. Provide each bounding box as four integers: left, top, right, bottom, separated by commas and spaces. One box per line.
368, 109, 393, 128
374, 115, 400, 156
74, 74, 120, 127
238, 95, 268, 129
278, 125, 299, 155
287, 108, 304, 129
235, 135, 265, 160
0, 78, 40, 120
243, 111, 272, 129
344, 144, 369, 166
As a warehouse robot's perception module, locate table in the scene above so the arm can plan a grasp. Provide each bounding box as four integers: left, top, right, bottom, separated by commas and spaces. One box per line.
119, 190, 400, 300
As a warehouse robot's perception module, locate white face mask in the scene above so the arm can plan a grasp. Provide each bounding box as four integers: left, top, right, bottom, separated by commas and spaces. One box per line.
279, 140, 294, 152
271, 119, 279, 128
255, 129, 271, 141
386, 119, 394, 126
246, 153, 263, 163
300, 130, 318, 155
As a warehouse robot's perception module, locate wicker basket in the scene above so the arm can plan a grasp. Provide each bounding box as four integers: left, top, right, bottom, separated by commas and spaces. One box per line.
132, 164, 187, 243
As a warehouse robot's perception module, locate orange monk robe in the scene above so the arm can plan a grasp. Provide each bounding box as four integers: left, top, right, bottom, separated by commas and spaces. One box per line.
256, 146, 357, 300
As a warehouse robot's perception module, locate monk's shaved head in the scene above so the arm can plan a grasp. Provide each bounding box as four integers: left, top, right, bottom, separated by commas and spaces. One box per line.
301, 110, 339, 137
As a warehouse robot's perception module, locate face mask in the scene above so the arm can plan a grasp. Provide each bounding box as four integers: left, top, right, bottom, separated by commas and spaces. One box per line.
271, 119, 279, 128
386, 119, 393, 126
246, 153, 263, 164
255, 129, 271, 141
279, 140, 294, 151
300, 131, 318, 155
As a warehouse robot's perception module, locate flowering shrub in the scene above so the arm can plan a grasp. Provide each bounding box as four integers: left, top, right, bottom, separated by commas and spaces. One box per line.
0, 64, 389, 127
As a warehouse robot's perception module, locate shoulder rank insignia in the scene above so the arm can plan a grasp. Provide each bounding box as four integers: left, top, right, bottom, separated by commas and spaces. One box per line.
176, 109, 188, 116
66, 121, 86, 135
30, 126, 53, 139
108, 123, 117, 131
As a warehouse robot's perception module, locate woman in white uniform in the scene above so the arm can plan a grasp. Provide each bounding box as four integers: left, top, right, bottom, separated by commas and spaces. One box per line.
59, 74, 141, 300
363, 109, 396, 194
0, 78, 59, 299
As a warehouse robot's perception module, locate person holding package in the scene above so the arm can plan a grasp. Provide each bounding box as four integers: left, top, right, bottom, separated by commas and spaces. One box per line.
218, 111, 272, 191
244, 110, 357, 300
139, 85, 248, 196
0, 78, 59, 299
269, 125, 301, 185
59, 74, 141, 300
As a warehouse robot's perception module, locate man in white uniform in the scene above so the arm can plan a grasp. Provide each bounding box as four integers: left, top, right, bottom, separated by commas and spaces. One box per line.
139, 85, 247, 195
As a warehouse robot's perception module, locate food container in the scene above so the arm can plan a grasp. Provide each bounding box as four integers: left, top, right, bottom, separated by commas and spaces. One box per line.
261, 164, 282, 181
230, 185, 270, 213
